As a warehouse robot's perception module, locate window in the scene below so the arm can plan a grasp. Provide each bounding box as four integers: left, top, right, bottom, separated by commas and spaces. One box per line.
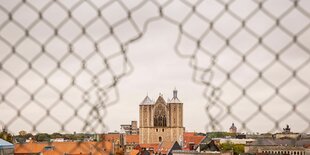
154, 105, 167, 127
44, 146, 54, 151
159, 136, 162, 142
189, 143, 195, 150
156, 129, 158, 132
162, 129, 164, 132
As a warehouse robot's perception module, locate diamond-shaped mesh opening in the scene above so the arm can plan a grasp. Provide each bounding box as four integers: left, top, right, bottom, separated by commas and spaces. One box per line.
263, 62, 291, 87
182, 14, 210, 39
13, 4, 39, 29
280, 79, 309, 103
1, 22, 25, 45
196, 0, 224, 21
231, 64, 257, 88
229, 0, 257, 19
2, 55, 28, 77
262, 96, 292, 120
231, 97, 258, 122
247, 79, 275, 104
214, 12, 241, 38
100, 1, 127, 26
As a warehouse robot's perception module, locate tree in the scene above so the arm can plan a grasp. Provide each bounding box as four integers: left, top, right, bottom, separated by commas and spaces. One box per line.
19, 130, 27, 136
35, 133, 50, 142
207, 132, 237, 138
24, 133, 33, 139
0, 131, 13, 143
51, 133, 63, 139
220, 142, 244, 155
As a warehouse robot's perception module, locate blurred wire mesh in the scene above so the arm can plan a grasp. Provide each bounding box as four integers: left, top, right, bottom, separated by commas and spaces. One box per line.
0, 0, 310, 135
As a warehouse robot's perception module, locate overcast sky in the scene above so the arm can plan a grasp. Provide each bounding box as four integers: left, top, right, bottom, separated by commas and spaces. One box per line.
0, 0, 310, 134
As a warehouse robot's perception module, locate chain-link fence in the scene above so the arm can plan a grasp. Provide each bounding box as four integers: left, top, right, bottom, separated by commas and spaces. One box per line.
0, 0, 310, 142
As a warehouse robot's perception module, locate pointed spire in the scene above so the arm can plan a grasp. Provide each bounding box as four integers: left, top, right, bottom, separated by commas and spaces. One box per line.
140, 95, 154, 105
173, 88, 178, 99
168, 88, 181, 103
155, 94, 166, 104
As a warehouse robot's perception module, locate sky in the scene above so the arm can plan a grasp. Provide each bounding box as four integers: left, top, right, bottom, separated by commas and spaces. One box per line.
0, 0, 310, 134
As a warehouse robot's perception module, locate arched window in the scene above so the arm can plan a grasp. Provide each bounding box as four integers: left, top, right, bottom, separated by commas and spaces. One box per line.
159, 136, 162, 142
154, 105, 167, 127
163, 116, 166, 126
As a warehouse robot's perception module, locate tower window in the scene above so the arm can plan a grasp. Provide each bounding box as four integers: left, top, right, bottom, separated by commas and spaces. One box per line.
156, 129, 158, 132
162, 129, 164, 132
154, 105, 167, 127
159, 137, 162, 142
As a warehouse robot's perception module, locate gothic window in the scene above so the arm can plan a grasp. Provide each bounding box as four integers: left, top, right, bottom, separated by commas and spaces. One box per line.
154, 105, 167, 127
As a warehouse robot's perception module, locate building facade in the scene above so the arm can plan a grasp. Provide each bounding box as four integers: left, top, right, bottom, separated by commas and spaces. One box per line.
121, 121, 139, 135
139, 89, 184, 144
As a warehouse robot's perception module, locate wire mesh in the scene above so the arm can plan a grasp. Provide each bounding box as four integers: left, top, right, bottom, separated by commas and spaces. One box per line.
0, 0, 309, 146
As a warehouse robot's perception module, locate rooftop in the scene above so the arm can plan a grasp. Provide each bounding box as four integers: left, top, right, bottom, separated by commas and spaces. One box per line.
140, 89, 182, 105
0, 138, 13, 149
14, 141, 112, 155
140, 96, 154, 105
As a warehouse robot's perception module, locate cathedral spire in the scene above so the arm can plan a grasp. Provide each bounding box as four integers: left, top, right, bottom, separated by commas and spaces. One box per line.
141, 95, 154, 105
168, 88, 181, 103
173, 88, 178, 99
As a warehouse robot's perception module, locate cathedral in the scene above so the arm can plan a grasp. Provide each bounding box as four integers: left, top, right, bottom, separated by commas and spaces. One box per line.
139, 89, 184, 144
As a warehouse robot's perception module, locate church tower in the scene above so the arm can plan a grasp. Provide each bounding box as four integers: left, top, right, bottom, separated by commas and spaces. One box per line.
139, 89, 184, 144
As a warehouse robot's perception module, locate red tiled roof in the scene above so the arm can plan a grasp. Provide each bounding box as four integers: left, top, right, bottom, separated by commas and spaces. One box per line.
139, 143, 159, 150
139, 142, 175, 154
183, 132, 205, 149
14, 141, 112, 155
183, 132, 204, 144
139, 143, 159, 154
101, 133, 120, 142
159, 141, 174, 154
125, 135, 139, 144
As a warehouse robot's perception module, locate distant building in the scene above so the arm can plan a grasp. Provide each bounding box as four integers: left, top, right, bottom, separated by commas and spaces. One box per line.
124, 134, 139, 154
172, 136, 220, 155
244, 138, 310, 155
215, 138, 255, 145
139, 89, 184, 144
229, 123, 237, 133
275, 124, 300, 139
101, 132, 140, 154
0, 138, 14, 155
183, 132, 205, 151
121, 121, 139, 135
283, 124, 291, 133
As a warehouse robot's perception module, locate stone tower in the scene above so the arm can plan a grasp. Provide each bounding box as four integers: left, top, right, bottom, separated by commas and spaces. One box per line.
139, 89, 184, 144
229, 123, 237, 133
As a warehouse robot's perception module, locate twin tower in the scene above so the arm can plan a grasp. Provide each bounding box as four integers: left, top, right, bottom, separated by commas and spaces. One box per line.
139, 89, 184, 144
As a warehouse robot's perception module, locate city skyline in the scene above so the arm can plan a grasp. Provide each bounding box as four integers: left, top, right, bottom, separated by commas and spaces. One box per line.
0, 0, 310, 134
